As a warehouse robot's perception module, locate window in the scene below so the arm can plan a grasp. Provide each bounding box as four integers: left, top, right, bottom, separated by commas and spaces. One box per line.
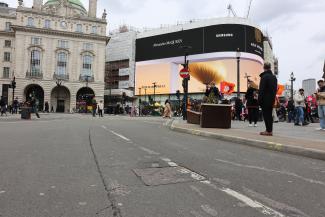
31, 37, 41, 45
30, 50, 41, 75
44, 19, 51, 28
3, 67, 10, 78
91, 26, 97, 34
5, 40, 11, 47
5, 22, 11, 31
57, 52, 67, 75
76, 24, 82, 32
27, 17, 34, 26
82, 55, 93, 76
4, 52, 11, 62
83, 43, 93, 50
58, 40, 69, 49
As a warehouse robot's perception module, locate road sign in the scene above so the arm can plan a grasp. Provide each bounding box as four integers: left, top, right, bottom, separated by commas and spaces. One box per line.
179, 68, 190, 79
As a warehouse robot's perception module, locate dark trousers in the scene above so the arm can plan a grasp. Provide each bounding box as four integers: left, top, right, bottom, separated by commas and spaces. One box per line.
248, 108, 259, 124
262, 106, 273, 133
98, 109, 103, 117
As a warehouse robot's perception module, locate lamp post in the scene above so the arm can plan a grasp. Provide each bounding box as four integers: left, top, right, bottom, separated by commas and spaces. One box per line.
290, 72, 296, 99
144, 88, 147, 102
138, 88, 142, 116
236, 48, 241, 98
152, 82, 157, 103
180, 45, 192, 120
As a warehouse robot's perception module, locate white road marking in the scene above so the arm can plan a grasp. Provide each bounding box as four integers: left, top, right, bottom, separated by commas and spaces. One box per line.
0, 190, 5, 194
221, 188, 285, 217
200, 181, 285, 217
101, 125, 107, 130
190, 185, 205, 197
168, 162, 178, 167
110, 130, 131, 142
138, 146, 160, 155
161, 158, 171, 162
51, 186, 56, 189
39, 193, 45, 196
201, 204, 218, 217
215, 158, 325, 186
78, 202, 87, 206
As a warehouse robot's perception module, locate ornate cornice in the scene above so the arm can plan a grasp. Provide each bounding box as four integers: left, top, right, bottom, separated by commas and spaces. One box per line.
0, 31, 15, 37
16, 7, 107, 24
11, 25, 110, 43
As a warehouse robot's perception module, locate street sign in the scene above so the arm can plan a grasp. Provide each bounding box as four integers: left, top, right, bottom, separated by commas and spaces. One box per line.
179, 68, 190, 79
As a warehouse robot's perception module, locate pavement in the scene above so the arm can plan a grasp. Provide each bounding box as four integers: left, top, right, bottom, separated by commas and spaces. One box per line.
170, 119, 325, 161
0, 115, 324, 217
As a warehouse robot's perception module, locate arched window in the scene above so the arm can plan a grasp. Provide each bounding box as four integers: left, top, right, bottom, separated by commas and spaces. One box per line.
57, 52, 67, 75
30, 50, 41, 75
82, 55, 93, 76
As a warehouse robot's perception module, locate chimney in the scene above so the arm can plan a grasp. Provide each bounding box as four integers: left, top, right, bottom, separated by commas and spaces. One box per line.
33, 0, 43, 10
88, 0, 97, 18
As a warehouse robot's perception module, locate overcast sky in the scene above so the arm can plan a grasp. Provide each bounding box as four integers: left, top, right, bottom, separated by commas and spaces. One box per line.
9, 0, 325, 87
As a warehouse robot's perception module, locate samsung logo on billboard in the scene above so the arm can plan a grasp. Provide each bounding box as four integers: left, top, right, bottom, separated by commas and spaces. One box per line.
216, 33, 234, 38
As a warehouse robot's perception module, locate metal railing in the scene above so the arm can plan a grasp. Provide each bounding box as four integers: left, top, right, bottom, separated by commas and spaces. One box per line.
26, 70, 43, 79
53, 73, 69, 81
79, 74, 94, 82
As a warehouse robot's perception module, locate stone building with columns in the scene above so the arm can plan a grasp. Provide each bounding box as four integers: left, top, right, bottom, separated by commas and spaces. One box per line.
0, 0, 108, 112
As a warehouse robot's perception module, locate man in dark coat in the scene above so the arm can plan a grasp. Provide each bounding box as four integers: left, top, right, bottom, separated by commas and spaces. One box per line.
258, 62, 278, 136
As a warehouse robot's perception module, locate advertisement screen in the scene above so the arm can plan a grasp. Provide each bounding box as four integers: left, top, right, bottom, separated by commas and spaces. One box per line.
135, 58, 263, 95
136, 24, 264, 62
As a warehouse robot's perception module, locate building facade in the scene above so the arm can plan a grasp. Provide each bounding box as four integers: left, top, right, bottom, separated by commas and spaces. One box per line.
104, 30, 136, 106
302, 79, 316, 97
0, 0, 108, 112
105, 18, 278, 105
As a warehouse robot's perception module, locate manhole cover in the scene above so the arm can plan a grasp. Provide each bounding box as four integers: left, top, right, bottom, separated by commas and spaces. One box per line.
133, 167, 205, 186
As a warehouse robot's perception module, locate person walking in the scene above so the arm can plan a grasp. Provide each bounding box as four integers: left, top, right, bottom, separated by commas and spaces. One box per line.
245, 80, 259, 127
258, 62, 278, 136
0, 96, 7, 116
92, 98, 97, 117
287, 98, 295, 123
31, 96, 40, 118
13, 97, 19, 114
163, 99, 172, 118
293, 89, 308, 126
235, 98, 243, 121
316, 80, 325, 130
98, 100, 104, 117
44, 101, 49, 113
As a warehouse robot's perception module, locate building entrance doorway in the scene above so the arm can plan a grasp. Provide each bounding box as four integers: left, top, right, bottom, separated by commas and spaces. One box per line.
50, 86, 70, 113
56, 100, 65, 113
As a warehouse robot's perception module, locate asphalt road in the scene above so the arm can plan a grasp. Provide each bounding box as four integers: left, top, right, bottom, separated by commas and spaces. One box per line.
0, 115, 324, 217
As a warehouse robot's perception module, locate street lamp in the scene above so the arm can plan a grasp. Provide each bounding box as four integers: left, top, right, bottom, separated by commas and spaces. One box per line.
138, 88, 142, 116
144, 88, 147, 102
236, 48, 241, 98
290, 72, 296, 99
152, 82, 157, 103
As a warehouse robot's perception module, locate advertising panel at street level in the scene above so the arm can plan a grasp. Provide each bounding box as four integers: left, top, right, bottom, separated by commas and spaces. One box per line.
135, 57, 263, 95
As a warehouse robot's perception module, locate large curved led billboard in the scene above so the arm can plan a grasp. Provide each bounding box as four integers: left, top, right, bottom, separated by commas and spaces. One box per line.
135, 23, 264, 95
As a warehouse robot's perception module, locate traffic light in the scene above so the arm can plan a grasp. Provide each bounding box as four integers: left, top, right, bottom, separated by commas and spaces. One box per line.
176, 90, 180, 99
11, 77, 16, 89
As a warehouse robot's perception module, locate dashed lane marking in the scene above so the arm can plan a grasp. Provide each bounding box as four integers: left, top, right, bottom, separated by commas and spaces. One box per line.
101, 126, 131, 142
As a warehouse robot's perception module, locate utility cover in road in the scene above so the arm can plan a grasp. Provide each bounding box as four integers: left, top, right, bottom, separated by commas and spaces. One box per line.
133, 167, 205, 186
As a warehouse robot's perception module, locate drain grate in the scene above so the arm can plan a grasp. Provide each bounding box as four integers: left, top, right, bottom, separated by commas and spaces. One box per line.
133, 166, 206, 186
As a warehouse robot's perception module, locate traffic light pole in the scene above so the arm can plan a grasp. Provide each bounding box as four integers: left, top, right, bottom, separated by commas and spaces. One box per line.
11, 76, 16, 107
182, 55, 189, 120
